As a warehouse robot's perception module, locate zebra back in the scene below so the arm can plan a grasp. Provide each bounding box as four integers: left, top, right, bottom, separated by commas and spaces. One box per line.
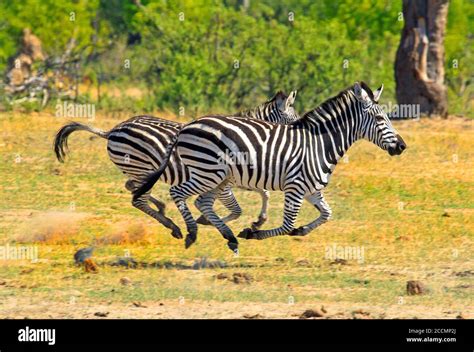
107, 91, 300, 186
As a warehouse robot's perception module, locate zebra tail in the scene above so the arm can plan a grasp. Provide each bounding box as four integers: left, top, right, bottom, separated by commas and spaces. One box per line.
53, 122, 108, 163
132, 134, 180, 201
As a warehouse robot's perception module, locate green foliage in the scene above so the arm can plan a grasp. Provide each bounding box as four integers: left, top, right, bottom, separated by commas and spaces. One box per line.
0, 0, 110, 68
445, 0, 474, 117
125, 0, 404, 115
0, 0, 472, 116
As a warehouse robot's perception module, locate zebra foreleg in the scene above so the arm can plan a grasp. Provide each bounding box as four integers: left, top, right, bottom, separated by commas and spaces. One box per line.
194, 187, 239, 252
238, 190, 304, 240
289, 192, 332, 236
195, 185, 242, 225
251, 190, 270, 230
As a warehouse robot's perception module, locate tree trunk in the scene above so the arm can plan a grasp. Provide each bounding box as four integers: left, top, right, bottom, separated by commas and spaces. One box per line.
395, 0, 449, 117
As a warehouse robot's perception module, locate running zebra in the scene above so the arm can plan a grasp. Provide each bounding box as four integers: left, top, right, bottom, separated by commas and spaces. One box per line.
54, 90, 299, 240
133, 82, 407, 251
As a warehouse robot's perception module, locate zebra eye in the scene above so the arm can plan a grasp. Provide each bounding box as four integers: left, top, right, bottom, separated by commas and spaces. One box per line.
375, 115, 385, 122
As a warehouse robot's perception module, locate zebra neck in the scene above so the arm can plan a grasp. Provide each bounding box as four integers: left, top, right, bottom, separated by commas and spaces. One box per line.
302, 96, 363, 172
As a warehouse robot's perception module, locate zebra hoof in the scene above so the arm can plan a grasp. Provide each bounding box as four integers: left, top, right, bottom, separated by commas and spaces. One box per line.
250, 221, 261, 231
238, 228, 261, 240
237, 228, 253, 239
251, 215, 267, 231
227, 241, 239, 252
171, 227, 183, 239
196, 215, 212, 226
289, 226, 307, 236
246, 231, 262, 240
185, 234, 196, 249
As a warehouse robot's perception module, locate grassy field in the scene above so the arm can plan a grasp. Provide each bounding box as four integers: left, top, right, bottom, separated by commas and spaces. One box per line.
0, 111, 472, 319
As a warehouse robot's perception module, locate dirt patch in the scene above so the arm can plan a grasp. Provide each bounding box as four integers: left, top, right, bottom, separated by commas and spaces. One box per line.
231, 272, 254, 284
215, 272, 254, 284
300, 308, 325, 319
243, 313, 264, 319
352, 309, 372, 319
453, 270, 474, 277
94, 311, 109, 317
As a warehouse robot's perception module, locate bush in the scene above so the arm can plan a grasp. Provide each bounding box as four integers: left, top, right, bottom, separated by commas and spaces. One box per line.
1, 0, 471, 117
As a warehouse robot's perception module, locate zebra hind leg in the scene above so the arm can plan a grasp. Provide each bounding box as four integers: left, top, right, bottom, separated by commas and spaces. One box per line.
126, 180, 166, 213
131, 194, 183, 239
289, 192, 332, 236
195, 185, 242, 225
238, 190, 304, 240
194, 186, 239, 252
169, 185, 199, 249
148, 196, 166, 214
126, 180, 182, 239
215, 185, 243, 223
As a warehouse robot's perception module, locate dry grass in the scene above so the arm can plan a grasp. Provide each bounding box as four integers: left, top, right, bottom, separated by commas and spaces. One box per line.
15, 211, 90, 244
0, 112, 472, 319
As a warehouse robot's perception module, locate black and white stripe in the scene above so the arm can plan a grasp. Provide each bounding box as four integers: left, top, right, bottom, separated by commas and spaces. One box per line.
133, 82, 407, 251
54, 91, 299, 240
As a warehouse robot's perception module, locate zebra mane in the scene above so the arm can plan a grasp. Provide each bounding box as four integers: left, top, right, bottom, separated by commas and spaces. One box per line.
300, 82, 376, 124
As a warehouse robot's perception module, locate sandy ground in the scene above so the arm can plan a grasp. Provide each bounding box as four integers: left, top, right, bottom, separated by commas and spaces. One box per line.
1, 296, 470, 319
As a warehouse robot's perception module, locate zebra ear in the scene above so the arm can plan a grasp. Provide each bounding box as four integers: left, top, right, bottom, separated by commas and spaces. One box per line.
373, 84, 384, 102
286, 90, 297, 108
354, 82, 370, 103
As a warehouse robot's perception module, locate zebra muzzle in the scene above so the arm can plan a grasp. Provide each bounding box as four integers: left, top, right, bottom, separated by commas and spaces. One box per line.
388, 134, 406, 156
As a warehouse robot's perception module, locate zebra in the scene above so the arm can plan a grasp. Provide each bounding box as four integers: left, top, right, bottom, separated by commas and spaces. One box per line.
133, 82, 407, 251
54, 90, 299, 241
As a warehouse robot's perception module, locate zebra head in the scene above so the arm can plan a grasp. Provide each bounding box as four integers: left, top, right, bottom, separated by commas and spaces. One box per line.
238, 90, 299, 123
353, 82, 406, 156
273, 90, 299, 123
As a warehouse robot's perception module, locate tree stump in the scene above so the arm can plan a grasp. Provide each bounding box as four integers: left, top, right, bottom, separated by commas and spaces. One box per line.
395, 0, 449, 117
